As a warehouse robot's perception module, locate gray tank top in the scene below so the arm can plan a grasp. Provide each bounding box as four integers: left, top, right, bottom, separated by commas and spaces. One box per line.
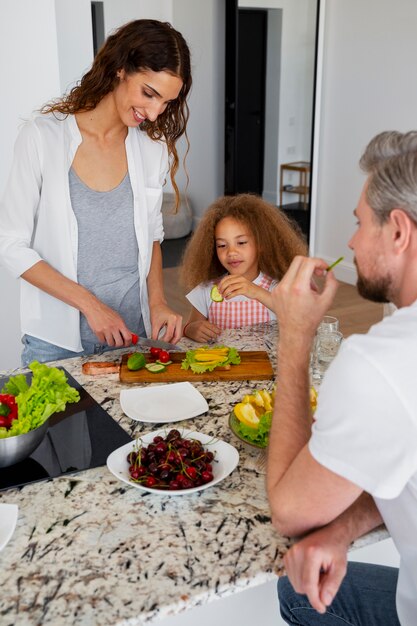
69, 168, 145, 347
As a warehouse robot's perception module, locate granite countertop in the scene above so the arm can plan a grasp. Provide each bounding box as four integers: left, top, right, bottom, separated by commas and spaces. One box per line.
0, 323, 387, 626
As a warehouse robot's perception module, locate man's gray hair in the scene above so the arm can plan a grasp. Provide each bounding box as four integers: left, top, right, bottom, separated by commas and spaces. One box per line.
360, 131, 417, 224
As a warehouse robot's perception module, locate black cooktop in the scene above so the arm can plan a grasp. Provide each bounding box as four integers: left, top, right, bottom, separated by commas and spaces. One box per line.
0, 368, 131, 491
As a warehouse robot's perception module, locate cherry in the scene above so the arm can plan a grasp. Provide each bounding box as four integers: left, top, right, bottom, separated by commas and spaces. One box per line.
185, 466, 197, 480
201, 470, 213, 483
155, 442, 167, 455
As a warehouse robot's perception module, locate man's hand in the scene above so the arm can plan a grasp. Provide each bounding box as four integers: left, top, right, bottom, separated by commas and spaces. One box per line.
282, 493, 382, 613
283, 524, 349, 614
271, 255, 339, 339
150, 303, 182, 344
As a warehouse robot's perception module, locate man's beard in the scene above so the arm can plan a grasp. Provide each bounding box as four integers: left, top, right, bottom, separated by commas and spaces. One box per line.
355, 259, 392, 303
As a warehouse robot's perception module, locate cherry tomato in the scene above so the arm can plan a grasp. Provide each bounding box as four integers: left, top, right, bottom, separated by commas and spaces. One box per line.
158, 350, 170, 363
150, 347, 161, 360
131, 333, 139, 345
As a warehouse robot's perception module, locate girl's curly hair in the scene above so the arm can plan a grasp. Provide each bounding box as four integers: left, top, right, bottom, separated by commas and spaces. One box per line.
180, 194, 308, 290
41, 20, 192, 208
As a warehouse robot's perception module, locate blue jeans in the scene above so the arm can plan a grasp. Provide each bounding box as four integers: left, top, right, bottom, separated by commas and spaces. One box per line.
21, 334, 121, 367
278, 562, 400, 625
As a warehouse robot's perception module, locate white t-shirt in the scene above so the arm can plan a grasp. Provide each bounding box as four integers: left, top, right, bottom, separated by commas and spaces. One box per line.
186, 272, 277, 319
309, 300, 417, 626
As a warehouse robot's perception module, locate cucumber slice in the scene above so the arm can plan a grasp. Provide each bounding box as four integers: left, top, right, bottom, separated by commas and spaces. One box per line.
210, 285, 223, 302
156, 360, 173, 365
145, 363, 167, 374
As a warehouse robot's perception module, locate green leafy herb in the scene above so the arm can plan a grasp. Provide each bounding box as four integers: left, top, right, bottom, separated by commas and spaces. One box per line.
235, 411, 272, 448
181, 346, 241, 373
0, 361, 80, 439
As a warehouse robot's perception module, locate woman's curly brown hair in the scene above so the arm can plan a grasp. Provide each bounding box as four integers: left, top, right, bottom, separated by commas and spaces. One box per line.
41, 19, 192, 208
180, 194, 308, 290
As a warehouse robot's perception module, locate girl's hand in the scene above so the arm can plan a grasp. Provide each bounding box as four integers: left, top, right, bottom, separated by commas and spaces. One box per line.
183, 320, 222, 343
84, 300, 133, 347
218, 275, 258, 300
150, 303, 182, 344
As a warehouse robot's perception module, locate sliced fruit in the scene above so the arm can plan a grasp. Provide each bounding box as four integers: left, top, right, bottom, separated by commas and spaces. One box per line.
234, 402, 260, 428
242, 394, 253, 404
145, 363, 167, 374
156, 359, 173, 366
210, 285, 223, 302
252, 390, 265, 407
259, 389, 273, 411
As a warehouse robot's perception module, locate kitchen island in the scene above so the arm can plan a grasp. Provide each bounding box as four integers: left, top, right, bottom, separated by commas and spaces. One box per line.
0, 322, 387, 626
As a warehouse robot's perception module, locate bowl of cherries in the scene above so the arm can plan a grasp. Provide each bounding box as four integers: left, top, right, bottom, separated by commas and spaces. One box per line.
106, 428, 239, 495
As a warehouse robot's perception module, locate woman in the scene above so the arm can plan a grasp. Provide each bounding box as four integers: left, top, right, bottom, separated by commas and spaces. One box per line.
0, 19, 192, 366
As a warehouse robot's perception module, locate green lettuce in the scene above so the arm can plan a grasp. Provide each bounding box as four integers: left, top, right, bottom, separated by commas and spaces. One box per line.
236, 411, 272, 448
181, 345, 241, 373
0, 361, 80, 439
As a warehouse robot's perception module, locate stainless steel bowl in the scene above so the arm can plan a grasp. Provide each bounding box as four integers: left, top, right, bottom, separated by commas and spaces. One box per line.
0, 419, 50, 468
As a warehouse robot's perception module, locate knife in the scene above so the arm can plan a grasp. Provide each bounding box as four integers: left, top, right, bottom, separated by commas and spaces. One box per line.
134, 336, 183, 352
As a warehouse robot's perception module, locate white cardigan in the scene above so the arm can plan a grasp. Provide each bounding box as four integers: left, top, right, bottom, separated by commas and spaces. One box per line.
0, 114, 168, 352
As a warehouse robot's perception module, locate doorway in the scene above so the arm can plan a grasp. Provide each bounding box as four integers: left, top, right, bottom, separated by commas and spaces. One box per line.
236, 9, 267, 195
225, 0, 320, 242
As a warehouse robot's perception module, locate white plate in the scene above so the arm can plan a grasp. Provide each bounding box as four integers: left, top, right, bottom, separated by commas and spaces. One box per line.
0, 503, 18, 551
106, 428, 239, 496
120, 382, 209, 423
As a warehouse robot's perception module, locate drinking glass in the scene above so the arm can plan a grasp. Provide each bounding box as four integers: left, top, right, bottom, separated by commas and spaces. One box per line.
317, 316, 339, 333
310, 316, 340, 381
313, 330, 343, 382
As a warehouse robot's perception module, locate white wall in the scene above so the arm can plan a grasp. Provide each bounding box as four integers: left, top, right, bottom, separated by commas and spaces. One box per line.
239, 0, 316, 205
313, 0, 417, 283
0, 0, 62, 370
55, 0, 94, 93
171, 0, 225, 223
103, 0, 171, 34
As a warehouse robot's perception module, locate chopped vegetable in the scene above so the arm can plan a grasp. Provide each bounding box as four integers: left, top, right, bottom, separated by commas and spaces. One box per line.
150, 347, 161, 360
181, 345, 241, 374
145, 363, 167, 374
157, 350, 171, 363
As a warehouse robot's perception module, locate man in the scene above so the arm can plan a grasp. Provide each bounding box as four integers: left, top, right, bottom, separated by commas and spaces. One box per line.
267, 131, 417, 626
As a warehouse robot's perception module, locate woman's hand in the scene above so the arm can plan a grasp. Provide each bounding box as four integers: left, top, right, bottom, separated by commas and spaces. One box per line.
150, 303, 182, 344
183, 320, 222, 343
83, 299, 133, 347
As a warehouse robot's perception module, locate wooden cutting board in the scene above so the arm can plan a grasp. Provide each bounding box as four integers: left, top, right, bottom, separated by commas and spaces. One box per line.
119, 351, 274, 383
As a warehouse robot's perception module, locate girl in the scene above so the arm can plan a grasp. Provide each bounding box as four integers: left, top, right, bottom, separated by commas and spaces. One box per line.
180, 194, 308, 342
0, 20, 192, 366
